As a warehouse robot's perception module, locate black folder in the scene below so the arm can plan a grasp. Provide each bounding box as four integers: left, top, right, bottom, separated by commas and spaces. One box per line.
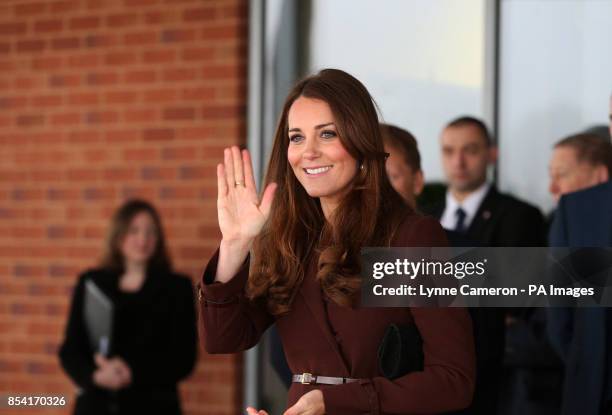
83, 280, 114, 356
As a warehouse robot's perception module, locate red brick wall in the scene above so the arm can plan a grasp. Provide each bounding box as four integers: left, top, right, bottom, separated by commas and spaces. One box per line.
0, 1, 246, 413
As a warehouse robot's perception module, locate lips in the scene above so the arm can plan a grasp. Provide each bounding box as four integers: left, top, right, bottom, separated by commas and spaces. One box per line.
304, 165, 332, 175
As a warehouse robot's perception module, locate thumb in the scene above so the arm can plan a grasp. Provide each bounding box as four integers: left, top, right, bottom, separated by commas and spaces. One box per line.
283, 405, 298, 415
259, 182, 277, 218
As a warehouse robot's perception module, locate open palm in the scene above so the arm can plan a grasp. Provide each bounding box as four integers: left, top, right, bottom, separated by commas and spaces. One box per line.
217, 146, 276, 243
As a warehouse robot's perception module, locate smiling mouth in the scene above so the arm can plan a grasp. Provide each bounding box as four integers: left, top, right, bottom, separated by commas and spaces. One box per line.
304, 165, 332, 175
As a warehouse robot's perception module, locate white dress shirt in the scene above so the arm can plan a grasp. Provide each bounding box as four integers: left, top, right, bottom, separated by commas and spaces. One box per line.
440, 182, 491, 231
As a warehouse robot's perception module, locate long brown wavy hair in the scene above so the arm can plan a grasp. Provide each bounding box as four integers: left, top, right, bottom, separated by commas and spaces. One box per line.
247, 69, 408, 315
100, 199, 172, 275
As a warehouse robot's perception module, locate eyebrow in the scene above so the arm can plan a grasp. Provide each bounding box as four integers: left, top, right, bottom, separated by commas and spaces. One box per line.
288, 122, 335, 133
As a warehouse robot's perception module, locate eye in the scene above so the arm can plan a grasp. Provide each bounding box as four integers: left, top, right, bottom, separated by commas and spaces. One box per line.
289, 134, 303, 143
321, 130, 337, 139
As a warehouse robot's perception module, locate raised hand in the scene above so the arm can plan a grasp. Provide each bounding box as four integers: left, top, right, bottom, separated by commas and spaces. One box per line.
217, 146, 276, 243
215, 146, 276, 283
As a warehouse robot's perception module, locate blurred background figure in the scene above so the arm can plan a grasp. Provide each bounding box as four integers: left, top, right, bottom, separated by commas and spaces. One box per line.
548, 132, 612, 203
380, 123, 424, 210
58, 199, 197, 415
422, 116, 547, 415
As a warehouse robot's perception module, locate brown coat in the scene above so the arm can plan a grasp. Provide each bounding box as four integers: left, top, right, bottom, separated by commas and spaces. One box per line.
199, 214, 476, 414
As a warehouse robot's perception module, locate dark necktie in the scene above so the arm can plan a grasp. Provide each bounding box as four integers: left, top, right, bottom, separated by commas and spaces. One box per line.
455, 207, 467, 233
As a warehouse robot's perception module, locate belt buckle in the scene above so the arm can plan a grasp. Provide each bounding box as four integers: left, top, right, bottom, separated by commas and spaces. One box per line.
300, 372, 315, 384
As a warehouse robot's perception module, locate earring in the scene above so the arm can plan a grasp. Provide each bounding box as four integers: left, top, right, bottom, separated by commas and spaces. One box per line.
359, 163, 364, 171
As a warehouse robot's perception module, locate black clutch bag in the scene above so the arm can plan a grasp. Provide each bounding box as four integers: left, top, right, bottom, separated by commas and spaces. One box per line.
377, 323, 424, 379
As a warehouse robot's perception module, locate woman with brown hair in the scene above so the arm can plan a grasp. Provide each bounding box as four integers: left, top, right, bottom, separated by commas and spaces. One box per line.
59, 199, 197, 415
199, 69, 475, 414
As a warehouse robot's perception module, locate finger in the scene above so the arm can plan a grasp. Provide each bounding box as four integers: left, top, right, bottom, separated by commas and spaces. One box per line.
259, 411, 269, 415
242, 149, 257, 191
245, 407, 258, 415
224, 148, 234, 190
217, 163, 228, 199
259, 183, 277, 218
94, 354, 107, 368
231, 146, 244, 186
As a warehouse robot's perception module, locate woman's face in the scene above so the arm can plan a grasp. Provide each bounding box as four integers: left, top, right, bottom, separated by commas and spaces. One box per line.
286, 97, 358, 210
120, 211, 158, 266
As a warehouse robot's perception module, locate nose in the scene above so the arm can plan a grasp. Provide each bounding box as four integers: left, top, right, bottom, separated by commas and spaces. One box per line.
302, 135, 321, 160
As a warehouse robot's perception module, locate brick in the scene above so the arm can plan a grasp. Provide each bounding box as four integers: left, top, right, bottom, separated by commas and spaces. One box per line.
182, 47, 214, 61
86, 72, 119, 86
163, 107, 196, 120
15, 2, 47, 16
0, 96, 27, 109
183, 7, 216, 22
82, 187, 116, 200
124, 109, 158, 123
85, 34, 119, 48
47, 225, 79, 238
51, 37, 80, 50
144, 88, 177, 103
125, 70, 157, 84
105, 51, 137, 66
182, 86, 215, 101
201, 104, 243, 119
30, 95, 62, 108
66, 168, 98, 181
68, 130, 102, 144
106, 13, 138, 27
50, 112, 80, 126
105, 130, 137, 143
103, 167, 137, 181
0, 23, 27, 35
142, 49, 176, 64
67, 92, 99, 106
16, 40, 46, 53
67, 53, 100, 68
105, 90, 139, 104
162, 146, 198, 161
141, 166, 176, 180
50, 0, 80, 13
123, 148, 158, 161
124, 31, 158, 46
163, 67, 198, 82
32, 56, 63, 71
125, 0, 159, 6
49, 74, 81, 88
34, 20, 63, 33
143, 128, 173, 141
85, 111, 119, 124
16, 115, 45, 127
145, 10, 178, 25
69, 16, 100, 30
160, 28, 196, 43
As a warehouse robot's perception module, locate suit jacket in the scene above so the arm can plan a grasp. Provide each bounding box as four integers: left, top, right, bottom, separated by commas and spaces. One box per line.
199, 214, 476, 414
423, 185, 547, 247
548, 181, 612, 415
424, 185, 548, 414
59, 268, 197, 415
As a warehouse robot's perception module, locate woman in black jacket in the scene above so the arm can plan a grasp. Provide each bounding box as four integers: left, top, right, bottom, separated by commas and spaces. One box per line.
59, 199, 197, 415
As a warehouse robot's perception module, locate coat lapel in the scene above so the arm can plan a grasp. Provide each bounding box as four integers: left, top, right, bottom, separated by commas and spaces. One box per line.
468, 186, 498, 243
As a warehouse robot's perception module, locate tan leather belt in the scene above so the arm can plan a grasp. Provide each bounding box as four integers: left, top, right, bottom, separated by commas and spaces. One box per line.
292, 372, 360, 385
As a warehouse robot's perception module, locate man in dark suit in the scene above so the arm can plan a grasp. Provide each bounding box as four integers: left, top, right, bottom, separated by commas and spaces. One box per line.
548, 97, 612, 415
423, 116, 548, 415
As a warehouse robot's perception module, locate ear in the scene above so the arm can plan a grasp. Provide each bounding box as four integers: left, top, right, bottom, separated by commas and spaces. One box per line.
413, 169, 425, 196
595, 165, 609, 184
487, 145, 498, 165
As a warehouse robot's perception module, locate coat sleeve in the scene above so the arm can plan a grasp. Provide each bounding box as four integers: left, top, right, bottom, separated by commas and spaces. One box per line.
321, 216, 477, 414
58, 272, 98, 391
129, 276, 198, 386
198, 248, 274, 354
